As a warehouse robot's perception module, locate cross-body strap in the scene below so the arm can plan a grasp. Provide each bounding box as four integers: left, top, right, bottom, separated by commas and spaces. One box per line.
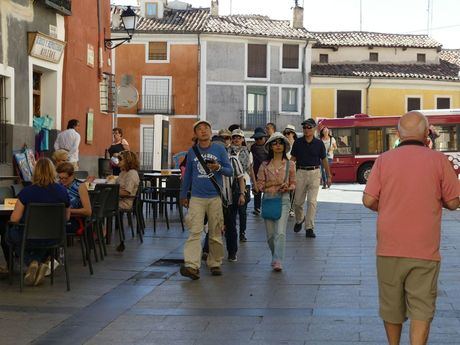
284, 159, 290, 184
192, 145, 228, 206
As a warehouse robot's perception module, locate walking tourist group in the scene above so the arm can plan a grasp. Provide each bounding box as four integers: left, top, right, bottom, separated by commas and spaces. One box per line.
179, 111, 460, 345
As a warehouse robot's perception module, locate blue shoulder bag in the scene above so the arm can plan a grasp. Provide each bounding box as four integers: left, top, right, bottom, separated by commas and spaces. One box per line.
261, 161, 290, 220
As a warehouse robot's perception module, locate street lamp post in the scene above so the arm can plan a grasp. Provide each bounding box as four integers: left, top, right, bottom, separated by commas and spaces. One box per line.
104, 6, 137, 50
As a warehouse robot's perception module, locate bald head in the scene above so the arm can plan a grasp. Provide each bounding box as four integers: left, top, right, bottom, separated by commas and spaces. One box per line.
397, 111, 429, 142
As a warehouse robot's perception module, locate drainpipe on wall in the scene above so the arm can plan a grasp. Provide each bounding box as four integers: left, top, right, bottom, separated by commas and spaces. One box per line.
97, 0, 103, 79
365, 77, 372, 115
302, 40, 309, 119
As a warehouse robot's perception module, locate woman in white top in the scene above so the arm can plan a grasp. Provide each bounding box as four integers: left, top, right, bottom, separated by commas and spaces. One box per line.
319, 126, 337, 189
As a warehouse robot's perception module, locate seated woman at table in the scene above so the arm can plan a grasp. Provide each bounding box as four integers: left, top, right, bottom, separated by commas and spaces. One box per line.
4, 158, 70, 286
52, 149, 69, 166
56, 162, 92, 235
117, 150, 140, 211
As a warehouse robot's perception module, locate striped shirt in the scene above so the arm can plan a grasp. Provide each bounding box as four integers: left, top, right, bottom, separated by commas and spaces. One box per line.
223, 155, 244, 205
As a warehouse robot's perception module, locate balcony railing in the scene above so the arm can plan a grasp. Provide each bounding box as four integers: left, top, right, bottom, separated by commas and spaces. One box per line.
45, 0, 72, 16
138, 95, 174, 115
239, 110, 279, 131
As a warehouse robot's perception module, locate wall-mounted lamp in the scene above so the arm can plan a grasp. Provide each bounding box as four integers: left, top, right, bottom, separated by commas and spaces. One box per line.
104, 6, 137, 50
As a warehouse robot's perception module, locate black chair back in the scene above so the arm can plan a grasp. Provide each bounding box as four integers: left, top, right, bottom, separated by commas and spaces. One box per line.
11, 184, 23, 197
95, 184, 120, 215
0, 186, 14, 203
91, 187, 111, 218
74, 171, 89, 180
23, 203, 67, 242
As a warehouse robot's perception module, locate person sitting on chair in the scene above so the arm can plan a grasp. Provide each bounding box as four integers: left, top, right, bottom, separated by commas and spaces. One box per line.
56, 162, 92, 235
5, 158, 70, 286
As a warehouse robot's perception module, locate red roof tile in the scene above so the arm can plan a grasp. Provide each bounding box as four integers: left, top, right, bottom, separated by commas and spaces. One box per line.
312, 31, 442, 49
311, 61, 460, 81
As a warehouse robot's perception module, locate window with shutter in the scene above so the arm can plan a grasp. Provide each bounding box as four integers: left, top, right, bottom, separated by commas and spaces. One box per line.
149, 42, 168, 61
436, 97, 450, 109
100, 73, 116, 113
417, 53, 426, 63
337, 90, 361, 118
281, 88, 298, 112
407, 97, 421, 112
369, 52, 378, 62
142, 78, 171, 113
146, 2, 158, 17
282, 44, 299, 69
319, 54, 328, 63
247, 44, 267, 78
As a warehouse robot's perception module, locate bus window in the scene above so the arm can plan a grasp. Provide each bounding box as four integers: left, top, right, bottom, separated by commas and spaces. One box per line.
433, 125, 457, 151
356, 128, 384, 155
385, 127, 399, 150
334, 128, 353, 155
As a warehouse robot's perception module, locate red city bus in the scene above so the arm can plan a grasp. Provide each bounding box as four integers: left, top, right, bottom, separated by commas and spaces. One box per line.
318, 111, 460, 184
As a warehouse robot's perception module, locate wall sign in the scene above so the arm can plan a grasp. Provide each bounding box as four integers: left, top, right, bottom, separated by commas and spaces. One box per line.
87, 44, 95, 68
28, 32, 66, 64
86, 109, 94, 144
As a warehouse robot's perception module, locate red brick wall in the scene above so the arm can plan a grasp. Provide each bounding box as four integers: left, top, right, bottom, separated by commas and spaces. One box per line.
62, 0, 113, 158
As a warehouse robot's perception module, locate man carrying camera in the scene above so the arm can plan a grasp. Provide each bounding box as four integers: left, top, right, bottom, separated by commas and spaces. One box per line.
180, 121, 233, 280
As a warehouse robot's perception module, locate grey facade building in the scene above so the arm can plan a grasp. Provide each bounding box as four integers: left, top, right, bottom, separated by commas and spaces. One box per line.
0, 0, 69, 176
201, 11, 314, 132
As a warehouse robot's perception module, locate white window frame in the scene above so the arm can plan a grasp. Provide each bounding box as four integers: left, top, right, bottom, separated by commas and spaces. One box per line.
406, 95, 423, 112
0, 63, 15, 125
434, 95, 452, 109
279, 44, 302, 72
145, 2, 158, 18
319, 53, 329, 64
279, 86, 302, 115
145, 41, 170, 64
141, 75, 173, 113
245, 42, 270, 81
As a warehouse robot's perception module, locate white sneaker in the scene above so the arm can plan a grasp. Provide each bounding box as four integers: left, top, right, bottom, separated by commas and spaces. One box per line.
289, 210, 295, 217
44, 259, 60, 277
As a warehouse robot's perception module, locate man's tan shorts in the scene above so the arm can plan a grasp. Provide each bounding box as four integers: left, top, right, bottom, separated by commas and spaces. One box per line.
377, 256, 440, 324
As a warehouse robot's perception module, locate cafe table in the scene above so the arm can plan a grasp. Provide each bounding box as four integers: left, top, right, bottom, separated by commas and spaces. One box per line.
0, 205, 14, 216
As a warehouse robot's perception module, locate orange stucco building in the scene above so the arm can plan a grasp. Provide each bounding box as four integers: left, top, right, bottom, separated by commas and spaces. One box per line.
115, 43, 198, 156
62, 0, 114, 174
112, 3, 205, 169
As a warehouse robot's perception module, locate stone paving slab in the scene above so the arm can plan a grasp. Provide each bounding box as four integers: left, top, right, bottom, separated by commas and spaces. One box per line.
0, 184, 459, 344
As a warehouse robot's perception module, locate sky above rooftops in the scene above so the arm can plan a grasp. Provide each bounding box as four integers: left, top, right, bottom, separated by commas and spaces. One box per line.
111, 0, 460, 49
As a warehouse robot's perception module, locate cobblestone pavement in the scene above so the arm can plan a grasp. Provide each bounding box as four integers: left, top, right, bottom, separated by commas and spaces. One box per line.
1, 184, 459, 345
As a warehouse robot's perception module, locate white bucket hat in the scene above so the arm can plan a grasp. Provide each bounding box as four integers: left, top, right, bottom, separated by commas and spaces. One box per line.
264, 132, 291, 153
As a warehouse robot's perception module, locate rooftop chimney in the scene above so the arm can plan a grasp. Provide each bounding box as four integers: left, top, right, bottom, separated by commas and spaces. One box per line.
292, 2, 304, 29
211, 0, 219, 16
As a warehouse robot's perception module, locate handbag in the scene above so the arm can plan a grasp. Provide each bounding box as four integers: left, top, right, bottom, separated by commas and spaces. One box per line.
261, 160, 290, 220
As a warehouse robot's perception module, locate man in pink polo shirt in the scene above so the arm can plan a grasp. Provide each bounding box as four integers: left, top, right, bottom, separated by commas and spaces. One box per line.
363, 111, 460, 345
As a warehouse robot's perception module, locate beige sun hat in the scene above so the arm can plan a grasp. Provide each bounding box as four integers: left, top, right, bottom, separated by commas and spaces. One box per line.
264, 132, 291, 153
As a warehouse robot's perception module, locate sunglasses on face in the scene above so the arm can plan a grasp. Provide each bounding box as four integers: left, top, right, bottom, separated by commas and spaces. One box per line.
271, 140, 285, 146
302, 125, 314, 130
232, 136, 243, 140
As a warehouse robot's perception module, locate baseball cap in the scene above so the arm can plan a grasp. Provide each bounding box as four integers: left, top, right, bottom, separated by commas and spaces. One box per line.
218, 129, 232, 137
231, 129, 245, 138
193, 120, 212, 131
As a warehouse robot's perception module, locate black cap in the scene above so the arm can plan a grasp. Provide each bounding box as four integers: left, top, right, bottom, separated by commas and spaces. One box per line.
250, 127, 268, 139
228, 124, 240, 132
301, 118, 317, 127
